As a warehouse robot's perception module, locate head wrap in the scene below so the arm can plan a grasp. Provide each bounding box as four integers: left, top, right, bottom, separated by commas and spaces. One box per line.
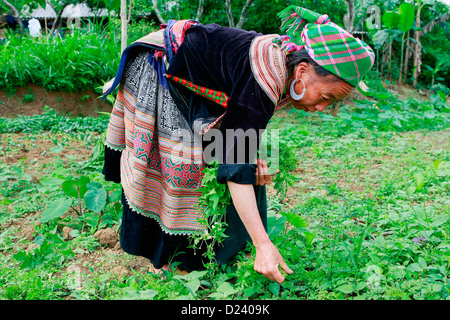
274, 6, 375, 87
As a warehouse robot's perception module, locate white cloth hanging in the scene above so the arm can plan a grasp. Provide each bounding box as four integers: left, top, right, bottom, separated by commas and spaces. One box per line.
28, 18, 42, 37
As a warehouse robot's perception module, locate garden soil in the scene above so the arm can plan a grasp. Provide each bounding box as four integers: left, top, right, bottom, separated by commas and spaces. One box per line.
0, 84, 113, 118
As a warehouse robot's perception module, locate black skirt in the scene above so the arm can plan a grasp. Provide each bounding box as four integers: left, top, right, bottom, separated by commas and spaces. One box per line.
119, 179, 267, 271
105, 145, 268, 271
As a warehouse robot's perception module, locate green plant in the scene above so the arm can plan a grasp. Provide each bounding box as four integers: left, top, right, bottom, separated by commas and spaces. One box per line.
13, 227, 75, 271
190, 162, 231, 268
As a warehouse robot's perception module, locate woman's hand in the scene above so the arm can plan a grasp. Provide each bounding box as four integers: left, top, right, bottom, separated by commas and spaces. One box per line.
255, 159, 280, 186
227, 181, 293, 284
254, 240, 293, 283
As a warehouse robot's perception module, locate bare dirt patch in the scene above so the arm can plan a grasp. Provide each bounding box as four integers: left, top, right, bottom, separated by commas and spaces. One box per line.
0, 84, 113, 118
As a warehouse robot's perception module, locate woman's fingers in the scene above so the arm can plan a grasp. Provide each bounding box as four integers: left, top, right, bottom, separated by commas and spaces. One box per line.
260, 159, 269, 184
256, 159, 261, 185
270, 260, 293, 284
255, 159, 279, 186
279, 260, 293, 275
254, 241, 293, 284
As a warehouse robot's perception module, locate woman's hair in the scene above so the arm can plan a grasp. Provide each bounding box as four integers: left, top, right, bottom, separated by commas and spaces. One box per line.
286, 49, 340, 80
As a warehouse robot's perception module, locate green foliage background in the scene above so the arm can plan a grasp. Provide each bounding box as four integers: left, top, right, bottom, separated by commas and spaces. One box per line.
1, 0, 449, 93
0, 0, 449, 302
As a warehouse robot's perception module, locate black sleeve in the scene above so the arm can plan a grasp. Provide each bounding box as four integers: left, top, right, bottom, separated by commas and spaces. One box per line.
215, 80, 275, 185
217, 163, 257, 184
102, 145, 122, 184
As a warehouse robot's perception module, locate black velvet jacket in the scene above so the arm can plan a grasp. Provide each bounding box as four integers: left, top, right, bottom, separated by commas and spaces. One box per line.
166, 23, 276, 184
103, 23, 277, 185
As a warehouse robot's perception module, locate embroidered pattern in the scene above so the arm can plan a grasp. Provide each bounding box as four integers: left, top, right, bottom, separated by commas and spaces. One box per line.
165, 74, 229, 108
249, 34, 289, 109
106, 51, 206, 235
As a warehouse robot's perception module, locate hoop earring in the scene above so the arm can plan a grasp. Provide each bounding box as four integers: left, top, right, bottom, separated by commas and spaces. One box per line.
290, 79, 306, 101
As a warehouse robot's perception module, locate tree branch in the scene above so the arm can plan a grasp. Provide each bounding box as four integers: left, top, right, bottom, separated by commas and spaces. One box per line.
343, 0, 355, 34
152, 0, 166, 24
2, 0, 26, 35
48, 1, 67, 36
127, 0, 132, 23
236, 0, 255, 29
225, 0, 235, 28
195, 0, 205, 21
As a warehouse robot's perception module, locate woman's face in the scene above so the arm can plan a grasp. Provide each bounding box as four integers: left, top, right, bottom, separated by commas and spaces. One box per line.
289, 62, 354, 113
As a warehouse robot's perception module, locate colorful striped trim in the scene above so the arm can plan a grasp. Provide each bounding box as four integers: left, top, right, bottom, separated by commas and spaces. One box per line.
165, 74, 229, 108
249, 34, 288, 108
131, 28, 165, 48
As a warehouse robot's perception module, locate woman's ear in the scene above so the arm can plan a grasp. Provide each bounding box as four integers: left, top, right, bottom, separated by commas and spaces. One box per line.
294, 62, 309, 80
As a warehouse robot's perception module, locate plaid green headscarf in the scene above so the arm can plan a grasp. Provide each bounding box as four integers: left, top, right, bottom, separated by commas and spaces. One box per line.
275, 6, 375, 87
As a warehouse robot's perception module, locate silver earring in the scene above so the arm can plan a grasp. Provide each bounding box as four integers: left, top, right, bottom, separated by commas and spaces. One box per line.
290, 79, 306, 101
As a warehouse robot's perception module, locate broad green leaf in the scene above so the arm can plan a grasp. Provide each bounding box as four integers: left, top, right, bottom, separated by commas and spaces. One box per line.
407, 263, 422, 273
175, 270, 207, 281
281, 212, 307, 229
397, 2, 415, 32
336, 284, 354, 294
120, 289, 158, 300
422, 0, 435, 5
243, 285, 260, 298
303, 231, 315, 246
108, 189, 122, 203
389, 266, 406, 279
217, 282, 239, 297
414, 173, 425, 190
371, 29, 389, 50
367, 265, 383, 275
389, 211, 400, 221
87, 181, 103, 190
268, 282, 280, 296
137, 289, 158, 300
382, 11, 400, 29
407, 184, 417, 195
34, 234, 44, 245
210, 193, 221, 209
267, 215, 287, 238
423, 111, 437, 119
84, 187, 107, 213
185, 278, 201, 294
50, 145, 64, 153
69, 229, 80, 238
431, 215, 448, 227
432, 284, 443, 293
62, 176, 90, 198
356, 281, 367, 291
437, 91, 446, 102
434, 159, 441, 171
412, 205, 426, 220
418, 257, 427, 269
41, 198, 73, 223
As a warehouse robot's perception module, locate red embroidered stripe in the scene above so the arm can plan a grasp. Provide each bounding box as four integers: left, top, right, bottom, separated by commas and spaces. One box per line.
165, 74, 229, 108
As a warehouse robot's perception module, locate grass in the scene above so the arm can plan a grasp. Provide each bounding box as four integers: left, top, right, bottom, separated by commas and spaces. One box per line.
0, 83, 449, 300
0, 18, 157, 95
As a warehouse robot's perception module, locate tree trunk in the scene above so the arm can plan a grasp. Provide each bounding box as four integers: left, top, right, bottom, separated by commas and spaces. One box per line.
50, 12, 63, 36
2, 0, 26, 35
152, 0, 166, 24
121, 0, 132, 55
412, 5, 422, 87
47, 1, 65, 36
226, 0, 255, 29
195, 0, 205, 21
343, 0, 355, 34
236, 0, 255, 29
403, 30, 411, 83
225, 0, 235, 27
